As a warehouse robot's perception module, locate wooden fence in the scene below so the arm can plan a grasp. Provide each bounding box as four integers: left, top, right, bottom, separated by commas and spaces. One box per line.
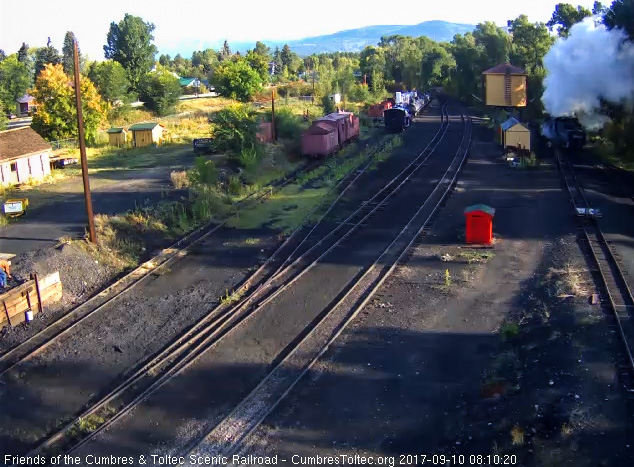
0, 272, 63, 329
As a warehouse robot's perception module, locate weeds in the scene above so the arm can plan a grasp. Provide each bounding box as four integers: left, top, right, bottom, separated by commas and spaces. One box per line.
510, 425, 525, 445
500, 321, 520, 341
245, 238, 260, 245
170, 171, 190, 189
220, 288, 244, 305
444, 269, 452, 287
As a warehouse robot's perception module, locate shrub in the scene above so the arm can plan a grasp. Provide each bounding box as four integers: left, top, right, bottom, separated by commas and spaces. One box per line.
170, 170, 190, 189
188, 157, 218, 185
211, 104, 260, 154
227, 174, 242, 195
237, 146, 261, 170
211, 58, 263, 102
267, 107, 303, 140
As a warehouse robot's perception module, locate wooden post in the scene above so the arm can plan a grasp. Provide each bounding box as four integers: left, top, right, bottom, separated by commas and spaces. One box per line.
32, 273, 43, 315
271, 89, 276, 142
73, 39, 97, 244
25, 290, 32, 319
3, 301, 11, 327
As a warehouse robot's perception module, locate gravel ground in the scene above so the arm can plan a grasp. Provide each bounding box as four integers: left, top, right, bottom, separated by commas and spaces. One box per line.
1, 241, 118, 344
0, 116, 432, 456
67, 103, 456, 461
234, 116, 633, 466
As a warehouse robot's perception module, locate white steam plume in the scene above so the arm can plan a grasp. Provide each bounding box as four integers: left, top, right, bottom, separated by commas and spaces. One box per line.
542, 17, 634, 130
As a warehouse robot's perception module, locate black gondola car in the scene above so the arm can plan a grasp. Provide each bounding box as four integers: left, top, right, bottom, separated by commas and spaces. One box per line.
384, 106, 411, 132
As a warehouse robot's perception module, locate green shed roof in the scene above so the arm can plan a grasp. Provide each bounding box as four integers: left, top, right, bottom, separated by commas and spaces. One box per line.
106, 127, 125, 134
128, 122, 163, 131
464, 204, 495, 216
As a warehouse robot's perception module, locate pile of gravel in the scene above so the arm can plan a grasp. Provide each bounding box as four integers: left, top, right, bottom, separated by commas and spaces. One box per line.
12, 241, 118, 309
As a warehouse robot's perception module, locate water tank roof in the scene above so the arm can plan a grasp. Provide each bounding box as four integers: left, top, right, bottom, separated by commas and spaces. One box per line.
483, 63, 527, 75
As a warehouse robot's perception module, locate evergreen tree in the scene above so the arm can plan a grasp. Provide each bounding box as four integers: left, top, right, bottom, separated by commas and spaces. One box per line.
34, 37, 61, 78
61, 31, 79, 75
17, 43, 29, 63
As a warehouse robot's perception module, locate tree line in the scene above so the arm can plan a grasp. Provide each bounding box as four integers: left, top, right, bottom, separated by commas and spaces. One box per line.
0, 1, 632, 158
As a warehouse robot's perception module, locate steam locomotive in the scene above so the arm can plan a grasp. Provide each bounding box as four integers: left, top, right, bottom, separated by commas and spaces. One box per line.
541, 117, 586, 150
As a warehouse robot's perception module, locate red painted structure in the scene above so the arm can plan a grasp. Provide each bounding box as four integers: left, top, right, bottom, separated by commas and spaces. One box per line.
301, 111, 359, 158
301, 122, 339, 158
464, 204, 495, 244
368, 100, 393, 118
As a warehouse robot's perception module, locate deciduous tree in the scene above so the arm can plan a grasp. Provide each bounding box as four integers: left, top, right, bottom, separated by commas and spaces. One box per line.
547, 3, 592, 36
104, 14, 158, 91
211, 58, 263, 102
0, 55, 32, 111
30, 63, 105, 143
137, 67, 181, 116
87, 60, 131, 105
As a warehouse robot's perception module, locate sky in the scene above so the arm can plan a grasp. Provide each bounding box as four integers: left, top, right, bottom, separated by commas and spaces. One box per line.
0, 0, 599, 60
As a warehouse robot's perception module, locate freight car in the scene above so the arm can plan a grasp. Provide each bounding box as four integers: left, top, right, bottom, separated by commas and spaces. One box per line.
301, 111, 360, 158
541, 117, 586, 149
384, 106, 411, 132
368, 100, 393, 124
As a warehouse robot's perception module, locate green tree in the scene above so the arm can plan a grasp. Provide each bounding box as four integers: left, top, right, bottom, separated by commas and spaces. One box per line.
0, 50, 5, 62
61, 31, 79, 74
604, 0, 634, 38
17, 43, 29, 63
254, 41, 270, 57
0, 105, 7, 130
137, 67, 181, 116
34, 37, 61, 78
87, 60, 131, 105
547, 3, 592, 36
30, 63, 105, 143
104, 14, 158, 91
245, 49, 269, 82
473, 22, 511, 67
0, 55, 32, 111
280, 44, 293, 70
159, 54, 171, 67
219, 40, 232, 61
212, 58, 263, 102
191, 49, 218, 74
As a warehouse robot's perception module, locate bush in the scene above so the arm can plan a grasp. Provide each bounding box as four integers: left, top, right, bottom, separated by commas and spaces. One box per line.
227, 174, 242, 195
170, 170, 190, 188
188, 157, 218, 185
266, 107, 303, 140
237, 146, 261, 170
211, 104, 260, 154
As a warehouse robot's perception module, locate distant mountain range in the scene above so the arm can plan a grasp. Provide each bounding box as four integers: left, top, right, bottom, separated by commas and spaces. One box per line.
165, 21, 475, 58
277, 21, 476, 55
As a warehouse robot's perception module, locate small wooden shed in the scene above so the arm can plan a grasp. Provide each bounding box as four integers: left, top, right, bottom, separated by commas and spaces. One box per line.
500, 117, 531, 151
129, 122, 165, 148
482, 64, 527, 107
106, 127, 128, 147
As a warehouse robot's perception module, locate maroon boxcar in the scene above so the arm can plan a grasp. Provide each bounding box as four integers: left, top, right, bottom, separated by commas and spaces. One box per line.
301, 122, 339, 158
368, 101, 392, 118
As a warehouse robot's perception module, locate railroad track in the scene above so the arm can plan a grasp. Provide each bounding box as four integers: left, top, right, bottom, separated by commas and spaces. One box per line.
13, 105, 451, 460
557, 152, 634, 392
59, 104, 464, 460
187, 111, 472, 461
0, 134, 387, 379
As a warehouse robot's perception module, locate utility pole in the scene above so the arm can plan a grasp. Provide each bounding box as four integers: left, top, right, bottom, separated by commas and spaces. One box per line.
271, 88, 276, 142
73, 39, 96, 244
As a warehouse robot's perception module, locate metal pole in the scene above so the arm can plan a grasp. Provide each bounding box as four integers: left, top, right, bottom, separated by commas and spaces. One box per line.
73, 40, 97, 244
271, 88, 276, 142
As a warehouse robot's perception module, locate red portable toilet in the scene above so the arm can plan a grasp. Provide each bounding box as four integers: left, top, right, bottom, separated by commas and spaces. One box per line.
464, 204, 495, 244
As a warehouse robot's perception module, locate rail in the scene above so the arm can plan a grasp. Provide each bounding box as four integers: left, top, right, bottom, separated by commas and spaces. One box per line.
556, 151, 634, 390
23, 105, 452, 460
